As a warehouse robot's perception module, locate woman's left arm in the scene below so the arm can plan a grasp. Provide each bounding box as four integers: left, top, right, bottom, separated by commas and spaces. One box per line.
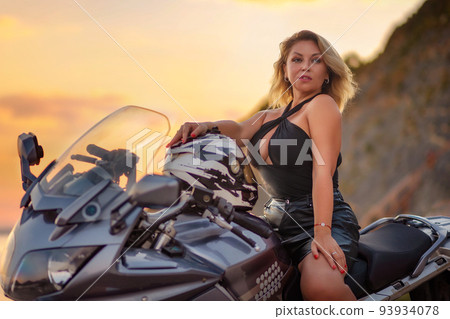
307, 95, 347, 274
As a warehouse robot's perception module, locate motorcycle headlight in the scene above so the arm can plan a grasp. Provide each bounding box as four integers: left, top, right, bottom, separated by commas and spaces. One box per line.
10, 246, 98, 300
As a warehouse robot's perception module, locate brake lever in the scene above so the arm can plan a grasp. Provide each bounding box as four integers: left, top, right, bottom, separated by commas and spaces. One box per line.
71, 154, 98, 164
190, 186, 260, 250
203, 207, 259, 251
230, 227, 259, 251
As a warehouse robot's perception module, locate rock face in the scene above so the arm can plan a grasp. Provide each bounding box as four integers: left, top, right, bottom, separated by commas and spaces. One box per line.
249, 0, 450, 225
340, 0, 450, 225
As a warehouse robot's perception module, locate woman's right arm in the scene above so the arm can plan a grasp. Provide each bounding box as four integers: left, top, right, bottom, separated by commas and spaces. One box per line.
166, 111, 268, 148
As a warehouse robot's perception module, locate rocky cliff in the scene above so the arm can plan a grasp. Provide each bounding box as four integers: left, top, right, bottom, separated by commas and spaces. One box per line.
341, 0, 450, 225
249, 0, 450, 225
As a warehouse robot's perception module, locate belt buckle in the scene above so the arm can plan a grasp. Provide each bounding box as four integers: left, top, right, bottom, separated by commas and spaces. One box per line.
263, 198, 274, 209
263, 199, 285, 227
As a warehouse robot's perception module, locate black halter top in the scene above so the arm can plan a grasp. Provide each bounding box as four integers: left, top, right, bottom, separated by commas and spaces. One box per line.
249, 94, 342, 200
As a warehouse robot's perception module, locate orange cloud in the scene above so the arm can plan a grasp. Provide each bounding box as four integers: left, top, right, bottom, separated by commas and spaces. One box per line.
0, 94, 125, 126
0, 14, 82, 42
236, 0, 316, 4
0, 15, 35, 40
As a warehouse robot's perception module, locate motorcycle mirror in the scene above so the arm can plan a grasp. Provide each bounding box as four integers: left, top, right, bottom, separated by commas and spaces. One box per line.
18, 132, 44, 166
129, 174, 181, 207
17, 132, 44, 190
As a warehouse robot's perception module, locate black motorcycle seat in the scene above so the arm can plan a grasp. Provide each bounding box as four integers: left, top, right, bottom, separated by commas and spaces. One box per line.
358, 223, 432, 291
345, 257, 368, 298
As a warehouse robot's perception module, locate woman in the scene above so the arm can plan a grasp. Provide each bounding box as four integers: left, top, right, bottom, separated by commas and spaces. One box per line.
167, 30, 360, 301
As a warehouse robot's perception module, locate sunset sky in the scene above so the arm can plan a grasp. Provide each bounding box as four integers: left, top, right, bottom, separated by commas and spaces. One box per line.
0, 0, 426, 228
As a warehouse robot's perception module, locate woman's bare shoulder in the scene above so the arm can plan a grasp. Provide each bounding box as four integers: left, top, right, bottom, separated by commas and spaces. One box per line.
306, 94, 341, 119
238, 107, 283, 141
306, 94, 341, 138
261, 107, 284, 122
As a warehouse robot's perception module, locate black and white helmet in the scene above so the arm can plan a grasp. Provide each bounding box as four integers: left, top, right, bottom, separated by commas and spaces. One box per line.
163, 133, 258, 211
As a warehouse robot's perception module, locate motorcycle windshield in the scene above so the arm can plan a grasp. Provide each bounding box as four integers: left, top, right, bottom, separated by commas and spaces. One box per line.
39, 106, 171, 196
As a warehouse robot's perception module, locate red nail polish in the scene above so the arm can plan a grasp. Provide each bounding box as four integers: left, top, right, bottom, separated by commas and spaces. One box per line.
182, 139, 185, 143
332, 265, 336, 270
345, 265, 347, 268
314, 254, 318, 259
340, 270, 345, 274
191, 133, 196, 138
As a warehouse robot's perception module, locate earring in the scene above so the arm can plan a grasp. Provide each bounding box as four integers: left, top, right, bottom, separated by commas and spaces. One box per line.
324, 79, 329, 84
284, 77, 289, 82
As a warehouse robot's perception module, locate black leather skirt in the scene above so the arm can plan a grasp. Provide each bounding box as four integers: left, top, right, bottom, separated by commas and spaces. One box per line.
264, 189, 360, 270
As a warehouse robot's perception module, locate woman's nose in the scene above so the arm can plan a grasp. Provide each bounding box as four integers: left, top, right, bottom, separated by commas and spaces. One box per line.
300, 61, 309, 70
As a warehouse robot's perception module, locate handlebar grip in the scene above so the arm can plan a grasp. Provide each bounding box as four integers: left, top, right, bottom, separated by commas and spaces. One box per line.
87, 144, 110, 160
232, 211, 273, 239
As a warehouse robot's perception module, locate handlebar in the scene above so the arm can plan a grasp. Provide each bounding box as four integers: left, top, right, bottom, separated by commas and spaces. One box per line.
231, 210, 273, 239
87, 144, 110, 160
134, 186, 273, 250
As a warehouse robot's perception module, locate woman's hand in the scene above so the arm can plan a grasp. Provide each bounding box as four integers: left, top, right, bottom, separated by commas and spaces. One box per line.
311, 231, 347, 275
166, 122, 211, 148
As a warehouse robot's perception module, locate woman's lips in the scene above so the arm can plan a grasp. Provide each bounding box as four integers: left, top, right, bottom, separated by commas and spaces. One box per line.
298, 75, 312, 81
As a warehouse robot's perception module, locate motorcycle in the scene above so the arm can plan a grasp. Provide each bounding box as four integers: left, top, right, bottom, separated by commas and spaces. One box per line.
0, 106, 448, 301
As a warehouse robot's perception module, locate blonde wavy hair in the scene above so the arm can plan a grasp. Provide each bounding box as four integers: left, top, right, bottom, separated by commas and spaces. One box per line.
268, 30, 357, 112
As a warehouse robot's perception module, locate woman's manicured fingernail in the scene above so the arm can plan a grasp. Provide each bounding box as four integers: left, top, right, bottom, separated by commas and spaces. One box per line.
340, 270, 345, 274
332, 265, 336, 270
314, 254, 318, 259
191, 133, 196, 138
182, 139, 185, 143
345, 265, 347, 268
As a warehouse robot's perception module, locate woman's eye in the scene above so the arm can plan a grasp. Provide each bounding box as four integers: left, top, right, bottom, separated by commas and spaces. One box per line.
312, 58, 321, 63
293, 58, 302, 63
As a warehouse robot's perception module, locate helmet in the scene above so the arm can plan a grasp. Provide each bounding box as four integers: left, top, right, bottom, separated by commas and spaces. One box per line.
163, 133, 258, 211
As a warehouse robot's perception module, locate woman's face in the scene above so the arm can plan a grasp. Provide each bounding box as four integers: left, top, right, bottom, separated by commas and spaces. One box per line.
283, 40, 329, 96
